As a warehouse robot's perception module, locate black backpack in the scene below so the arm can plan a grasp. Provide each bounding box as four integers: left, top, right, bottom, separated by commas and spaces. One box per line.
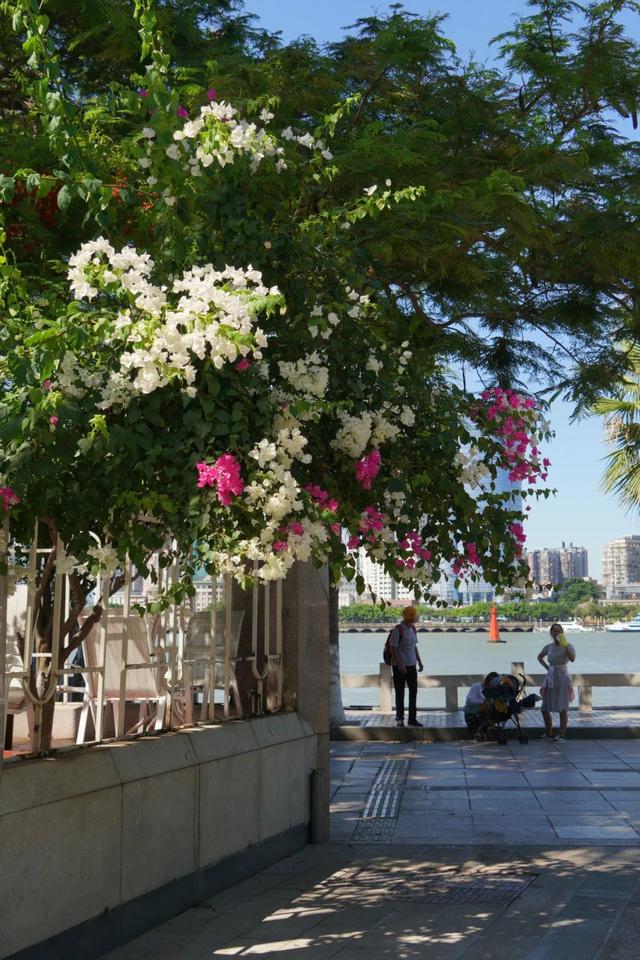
383, 623, 404, 665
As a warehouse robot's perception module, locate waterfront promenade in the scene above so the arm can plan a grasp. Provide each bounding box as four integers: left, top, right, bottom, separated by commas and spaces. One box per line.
335, 708, 640, 740
103, 738, 640, 960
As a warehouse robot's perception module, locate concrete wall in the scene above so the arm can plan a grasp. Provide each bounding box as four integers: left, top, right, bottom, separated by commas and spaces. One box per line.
0, 714, 316, 959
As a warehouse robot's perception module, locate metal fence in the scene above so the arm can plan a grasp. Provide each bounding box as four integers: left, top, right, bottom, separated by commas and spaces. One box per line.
0, 525, 284, 768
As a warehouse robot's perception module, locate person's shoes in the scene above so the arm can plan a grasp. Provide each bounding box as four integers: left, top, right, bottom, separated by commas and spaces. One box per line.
539, 734, 554, 741
553, 735, 566, 743
395, 719, 404, 727
407, 719, 423, 727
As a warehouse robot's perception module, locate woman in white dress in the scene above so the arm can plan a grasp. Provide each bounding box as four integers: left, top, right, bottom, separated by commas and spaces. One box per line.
537, 623, 576, 742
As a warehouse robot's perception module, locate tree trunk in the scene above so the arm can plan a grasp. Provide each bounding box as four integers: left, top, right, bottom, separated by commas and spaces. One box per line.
34, 695, 56, 754
329, 584, 345, 725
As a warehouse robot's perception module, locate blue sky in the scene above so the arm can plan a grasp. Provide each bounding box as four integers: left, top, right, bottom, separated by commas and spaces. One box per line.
247, 0, 640, 579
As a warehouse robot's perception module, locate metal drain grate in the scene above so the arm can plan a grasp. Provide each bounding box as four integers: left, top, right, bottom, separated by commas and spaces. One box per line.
318, 866, 536, 907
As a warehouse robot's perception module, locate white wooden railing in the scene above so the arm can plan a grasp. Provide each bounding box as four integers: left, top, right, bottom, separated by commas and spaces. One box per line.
341, 661, 640, 714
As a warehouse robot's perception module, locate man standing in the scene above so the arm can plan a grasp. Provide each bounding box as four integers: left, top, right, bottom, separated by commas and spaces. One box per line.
390, 606, 424, 727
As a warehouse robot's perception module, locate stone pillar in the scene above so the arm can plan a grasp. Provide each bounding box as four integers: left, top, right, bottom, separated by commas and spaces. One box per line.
282, 563, 330, 842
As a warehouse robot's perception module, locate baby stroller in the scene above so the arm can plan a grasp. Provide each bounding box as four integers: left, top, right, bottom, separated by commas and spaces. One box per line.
472, 674, 540, 745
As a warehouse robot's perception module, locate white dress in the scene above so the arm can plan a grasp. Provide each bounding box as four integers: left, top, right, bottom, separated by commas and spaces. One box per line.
541, 642, 575, 711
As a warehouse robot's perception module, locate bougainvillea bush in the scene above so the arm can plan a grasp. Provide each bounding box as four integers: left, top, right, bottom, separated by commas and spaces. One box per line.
0, 1, 553, 628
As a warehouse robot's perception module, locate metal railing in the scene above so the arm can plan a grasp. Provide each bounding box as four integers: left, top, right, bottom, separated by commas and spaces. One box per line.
1, 529, 284, 766
341, 661, 640, 713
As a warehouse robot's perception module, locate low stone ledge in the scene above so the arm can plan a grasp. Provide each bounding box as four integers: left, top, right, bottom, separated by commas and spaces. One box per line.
0, 714, 317, 960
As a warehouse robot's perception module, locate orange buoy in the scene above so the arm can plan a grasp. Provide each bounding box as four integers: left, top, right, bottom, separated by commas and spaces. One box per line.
488, 603, 502, 643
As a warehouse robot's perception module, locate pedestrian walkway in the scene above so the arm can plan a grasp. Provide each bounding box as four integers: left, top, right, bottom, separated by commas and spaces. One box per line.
334, 708, 640, 740
330, 739, 640, 844
102, 739, 640, 960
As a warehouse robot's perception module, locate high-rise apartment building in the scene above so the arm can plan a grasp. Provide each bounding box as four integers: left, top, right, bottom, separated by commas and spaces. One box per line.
355, 552, 416, 603
602, 536, 640, 599
493, 466, 523, 511
527, 542, 588, 587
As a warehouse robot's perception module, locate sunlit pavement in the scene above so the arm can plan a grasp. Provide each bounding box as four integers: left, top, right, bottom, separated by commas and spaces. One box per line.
103, 740, 640, 959
330, 740, 640, 844
338, 708, 640, 736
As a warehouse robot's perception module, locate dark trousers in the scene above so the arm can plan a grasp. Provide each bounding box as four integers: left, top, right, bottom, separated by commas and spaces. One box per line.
393, 665, 417, 721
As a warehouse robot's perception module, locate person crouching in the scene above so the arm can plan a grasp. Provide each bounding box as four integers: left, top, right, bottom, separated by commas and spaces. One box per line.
464, 672, 500, 738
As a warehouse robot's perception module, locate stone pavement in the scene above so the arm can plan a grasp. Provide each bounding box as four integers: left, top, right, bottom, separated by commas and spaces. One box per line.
330, 739, 640, 844
102, 739, 640, 960
336, 708, 640, 739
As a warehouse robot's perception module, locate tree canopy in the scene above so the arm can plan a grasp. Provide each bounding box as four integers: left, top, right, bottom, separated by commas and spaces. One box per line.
1, 0, 639, 634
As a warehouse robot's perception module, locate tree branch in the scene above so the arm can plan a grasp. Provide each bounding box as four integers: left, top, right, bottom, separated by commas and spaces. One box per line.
62, 571, 126, 658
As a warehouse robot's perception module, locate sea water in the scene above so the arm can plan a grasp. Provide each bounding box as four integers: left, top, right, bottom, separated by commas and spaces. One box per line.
339, 630, 640, 709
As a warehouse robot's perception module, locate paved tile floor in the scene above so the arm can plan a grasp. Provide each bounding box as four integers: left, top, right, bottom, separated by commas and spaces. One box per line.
342, 708, 640, 731
103, 739, 640, 960
330, 739, 640, 845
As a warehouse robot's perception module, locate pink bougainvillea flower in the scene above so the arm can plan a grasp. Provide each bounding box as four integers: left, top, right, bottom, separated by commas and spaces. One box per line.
235, 357, 251, 372
465, 542, 481, 565
177, 105, 189, 118
508, 522, 527, 545
49, 415, 59, 426
359, 506, 385, 532
355, 449, 381, 490
196, 461, 214, 488
304, 484, 339, 513
196, 454, 244, 505
207, 88, 217, 101
0, 487, 20, 511
288, 521, 304, 537
43, 379, 52, 391
420, 548, 432, 562
347, 535, 360, 550
330, 523, 341, 534
273, 540, 288, 553
395, 558, 405, 569
137, 88, 149, 98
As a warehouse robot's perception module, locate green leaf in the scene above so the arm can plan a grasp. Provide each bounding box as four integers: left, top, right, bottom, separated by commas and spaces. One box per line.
0, 176, 15, 202
24, 327, 61, 347
56, 184, 72, 211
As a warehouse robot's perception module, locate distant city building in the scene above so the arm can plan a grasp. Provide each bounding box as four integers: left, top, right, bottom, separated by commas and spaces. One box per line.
110, 566, 223, 611
493, 466, 523, 511
354, 551, 418, 604
602, 536, 640, 599
337, 579, 358, 608
527, 542, 588, 587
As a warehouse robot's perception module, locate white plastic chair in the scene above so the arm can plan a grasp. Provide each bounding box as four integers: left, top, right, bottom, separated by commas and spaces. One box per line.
4, 585, 34, 747
183, 608, 245, 719
76, 613, 167, 743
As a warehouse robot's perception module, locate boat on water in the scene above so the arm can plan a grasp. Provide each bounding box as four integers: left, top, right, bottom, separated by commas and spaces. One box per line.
608, 615, 640, 633
556, 618, 592, 633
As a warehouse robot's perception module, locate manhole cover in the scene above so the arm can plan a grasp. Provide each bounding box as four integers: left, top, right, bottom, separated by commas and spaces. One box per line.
317, 866, 536, 906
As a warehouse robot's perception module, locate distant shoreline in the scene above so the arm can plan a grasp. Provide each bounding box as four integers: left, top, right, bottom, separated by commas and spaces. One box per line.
339, 621, 537, 633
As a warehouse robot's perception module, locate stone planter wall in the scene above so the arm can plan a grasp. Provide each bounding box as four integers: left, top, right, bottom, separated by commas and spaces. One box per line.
0, 714, 316, 959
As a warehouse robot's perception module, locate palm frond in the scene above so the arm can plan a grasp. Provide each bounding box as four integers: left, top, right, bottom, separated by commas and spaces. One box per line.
593, 341, 640, 514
